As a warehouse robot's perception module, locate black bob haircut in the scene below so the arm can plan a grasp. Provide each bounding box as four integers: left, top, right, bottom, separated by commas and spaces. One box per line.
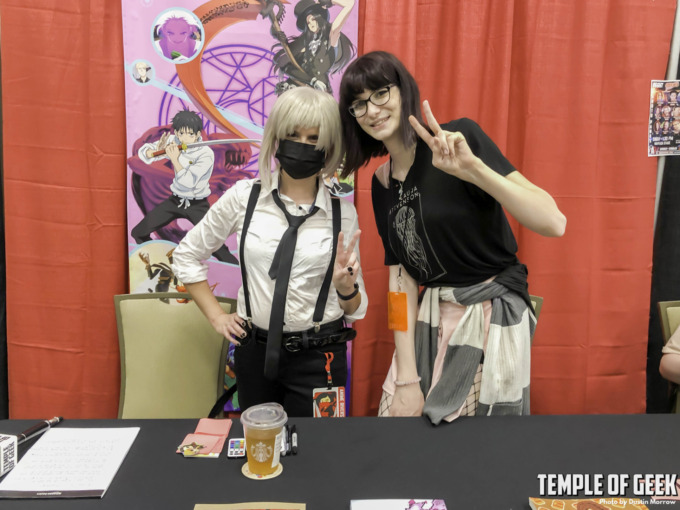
171, 110, 203, 134
338, 51, 423, 178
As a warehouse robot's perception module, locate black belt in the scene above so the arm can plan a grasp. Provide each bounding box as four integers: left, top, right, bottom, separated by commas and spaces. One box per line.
252, 319, 357, 353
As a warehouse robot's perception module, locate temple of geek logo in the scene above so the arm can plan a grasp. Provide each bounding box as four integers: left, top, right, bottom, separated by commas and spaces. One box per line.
537, 474, 679, 498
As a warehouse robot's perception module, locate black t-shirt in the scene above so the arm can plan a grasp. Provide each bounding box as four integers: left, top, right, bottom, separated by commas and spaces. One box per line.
371, 118, 520, 286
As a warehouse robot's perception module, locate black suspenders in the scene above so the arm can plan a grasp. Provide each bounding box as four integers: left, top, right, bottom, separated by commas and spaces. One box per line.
239, 181, 261, 329
239, 181, 341, 332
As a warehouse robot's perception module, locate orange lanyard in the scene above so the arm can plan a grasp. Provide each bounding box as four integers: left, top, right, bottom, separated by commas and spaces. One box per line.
324, 352, 334, 389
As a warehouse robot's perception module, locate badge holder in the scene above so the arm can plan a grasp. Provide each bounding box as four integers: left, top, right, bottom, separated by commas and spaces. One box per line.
312, 352, 346, 417
388, 265, 408, 331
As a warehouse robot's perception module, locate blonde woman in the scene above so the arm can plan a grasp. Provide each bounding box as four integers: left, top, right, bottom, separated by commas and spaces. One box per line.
173, 87, 366, 416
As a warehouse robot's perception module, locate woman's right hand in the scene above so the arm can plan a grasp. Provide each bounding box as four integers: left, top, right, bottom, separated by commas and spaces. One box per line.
390, 384, 425, 417
210, 312, 248, 346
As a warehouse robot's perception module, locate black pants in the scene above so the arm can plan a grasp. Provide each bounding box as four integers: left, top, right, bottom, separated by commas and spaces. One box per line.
132, 195, 237, 264
234, 336, 348, 417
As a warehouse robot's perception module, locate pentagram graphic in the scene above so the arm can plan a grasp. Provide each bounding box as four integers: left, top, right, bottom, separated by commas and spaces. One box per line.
158, 43, 278, 175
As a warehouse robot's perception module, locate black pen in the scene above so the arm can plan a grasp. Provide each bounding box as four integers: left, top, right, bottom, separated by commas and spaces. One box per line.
291, 425, 297, 455
286, 424, 292, 455
17, 416, 63, 445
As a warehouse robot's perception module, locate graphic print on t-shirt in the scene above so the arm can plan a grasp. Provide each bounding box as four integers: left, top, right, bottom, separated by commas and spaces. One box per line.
389, 185, 445, 282
393, 206, 431, 276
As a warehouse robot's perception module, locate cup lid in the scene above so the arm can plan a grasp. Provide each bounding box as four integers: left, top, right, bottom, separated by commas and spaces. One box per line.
240, 402, 288, 430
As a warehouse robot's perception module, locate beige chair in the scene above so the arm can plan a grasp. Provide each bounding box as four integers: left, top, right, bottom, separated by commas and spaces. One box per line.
529, 295, 543, 347
657, 300, 680, 413
658, 300, 680, 345
115, 292, 236, 419
530, 295, 543, 322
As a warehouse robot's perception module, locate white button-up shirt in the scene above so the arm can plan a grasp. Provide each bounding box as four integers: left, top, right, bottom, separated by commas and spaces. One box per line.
138, 135, 214, 199
172, 174, 367, 331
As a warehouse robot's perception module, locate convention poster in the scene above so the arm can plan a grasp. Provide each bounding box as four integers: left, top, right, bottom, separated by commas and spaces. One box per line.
121, 0, 359, 412
649, 80, 680, 156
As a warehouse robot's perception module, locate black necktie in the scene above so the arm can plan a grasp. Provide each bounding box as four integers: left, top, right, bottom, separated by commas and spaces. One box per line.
264, 190, 319, 380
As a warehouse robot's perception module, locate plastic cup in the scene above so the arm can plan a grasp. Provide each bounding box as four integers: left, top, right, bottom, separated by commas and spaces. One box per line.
240, 403, 288, 477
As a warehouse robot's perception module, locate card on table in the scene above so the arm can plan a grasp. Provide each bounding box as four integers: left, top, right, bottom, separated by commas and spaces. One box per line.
176, 418, 232, 458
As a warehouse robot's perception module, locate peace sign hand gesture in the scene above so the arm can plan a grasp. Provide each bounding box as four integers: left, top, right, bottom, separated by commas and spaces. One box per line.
332, 230, 361, 298
408, 100, 480, 184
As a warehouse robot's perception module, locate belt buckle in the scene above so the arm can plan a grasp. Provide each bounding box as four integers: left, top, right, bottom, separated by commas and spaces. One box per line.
284, 335, 302, 352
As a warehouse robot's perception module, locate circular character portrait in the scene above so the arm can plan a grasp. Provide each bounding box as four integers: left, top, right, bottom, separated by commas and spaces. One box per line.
129, 241, 183, 297
131, 60, 153, 84
151, 8, 204, 63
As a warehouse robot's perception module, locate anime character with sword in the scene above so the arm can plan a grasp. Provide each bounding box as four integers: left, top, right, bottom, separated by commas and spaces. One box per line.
132, 109, 258, 265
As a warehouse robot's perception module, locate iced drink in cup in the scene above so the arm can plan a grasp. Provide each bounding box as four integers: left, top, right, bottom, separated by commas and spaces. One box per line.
240, 403, 288, 478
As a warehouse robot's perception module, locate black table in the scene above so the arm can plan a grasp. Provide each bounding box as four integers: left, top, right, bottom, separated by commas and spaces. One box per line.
0, 415, 678, 509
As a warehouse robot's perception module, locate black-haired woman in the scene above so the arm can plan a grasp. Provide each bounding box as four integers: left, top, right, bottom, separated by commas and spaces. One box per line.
339, 51, 566, 424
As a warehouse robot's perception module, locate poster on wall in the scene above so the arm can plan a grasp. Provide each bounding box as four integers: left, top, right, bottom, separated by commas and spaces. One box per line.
649, 80, 680, 156
121, 0, 359, 412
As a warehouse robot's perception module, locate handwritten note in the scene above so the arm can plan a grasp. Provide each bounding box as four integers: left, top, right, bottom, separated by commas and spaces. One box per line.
0, 427, 139, 499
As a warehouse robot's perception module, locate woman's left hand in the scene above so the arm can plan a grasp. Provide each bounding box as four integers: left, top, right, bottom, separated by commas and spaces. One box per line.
411, 102, 567, 237
332, 230, 361, 295
409, 100, 480, 184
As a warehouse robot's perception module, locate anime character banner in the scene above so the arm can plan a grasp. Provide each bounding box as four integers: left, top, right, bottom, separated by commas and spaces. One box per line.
649, 80, 680, 156
122, 0, 359, 411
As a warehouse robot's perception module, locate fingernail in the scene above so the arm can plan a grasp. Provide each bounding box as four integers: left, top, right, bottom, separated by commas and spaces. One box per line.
241, 333, 247, 338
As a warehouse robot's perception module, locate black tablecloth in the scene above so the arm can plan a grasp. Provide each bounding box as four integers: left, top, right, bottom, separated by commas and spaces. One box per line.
0, 414, 677, 509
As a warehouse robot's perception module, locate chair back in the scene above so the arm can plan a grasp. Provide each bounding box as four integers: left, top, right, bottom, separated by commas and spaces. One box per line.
529, 295, 544, 347
657, 300, 680, 414
658, 300, 680, 345
530, 295, 544, 322
115, 292, 236, 419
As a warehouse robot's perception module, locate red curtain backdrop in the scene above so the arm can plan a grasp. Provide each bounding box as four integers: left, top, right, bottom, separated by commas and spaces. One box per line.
2, 1, 128, 418
1, 0, 675, 418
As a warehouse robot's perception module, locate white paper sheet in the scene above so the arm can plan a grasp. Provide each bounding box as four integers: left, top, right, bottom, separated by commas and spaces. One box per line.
0, 427, 139, 499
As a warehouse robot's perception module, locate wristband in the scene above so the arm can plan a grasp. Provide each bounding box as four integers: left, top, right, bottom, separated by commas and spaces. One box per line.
336, 282, 359, 301
394, 376, 422, 387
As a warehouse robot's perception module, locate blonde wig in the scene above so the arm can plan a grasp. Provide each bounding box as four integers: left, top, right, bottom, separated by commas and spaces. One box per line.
258, 86, 342, 189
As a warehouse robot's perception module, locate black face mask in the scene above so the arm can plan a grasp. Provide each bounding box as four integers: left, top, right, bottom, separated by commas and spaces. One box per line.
275, 139, 325, 179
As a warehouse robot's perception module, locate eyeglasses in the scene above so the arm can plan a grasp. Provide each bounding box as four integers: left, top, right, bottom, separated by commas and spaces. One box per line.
348, 85, 393, 118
